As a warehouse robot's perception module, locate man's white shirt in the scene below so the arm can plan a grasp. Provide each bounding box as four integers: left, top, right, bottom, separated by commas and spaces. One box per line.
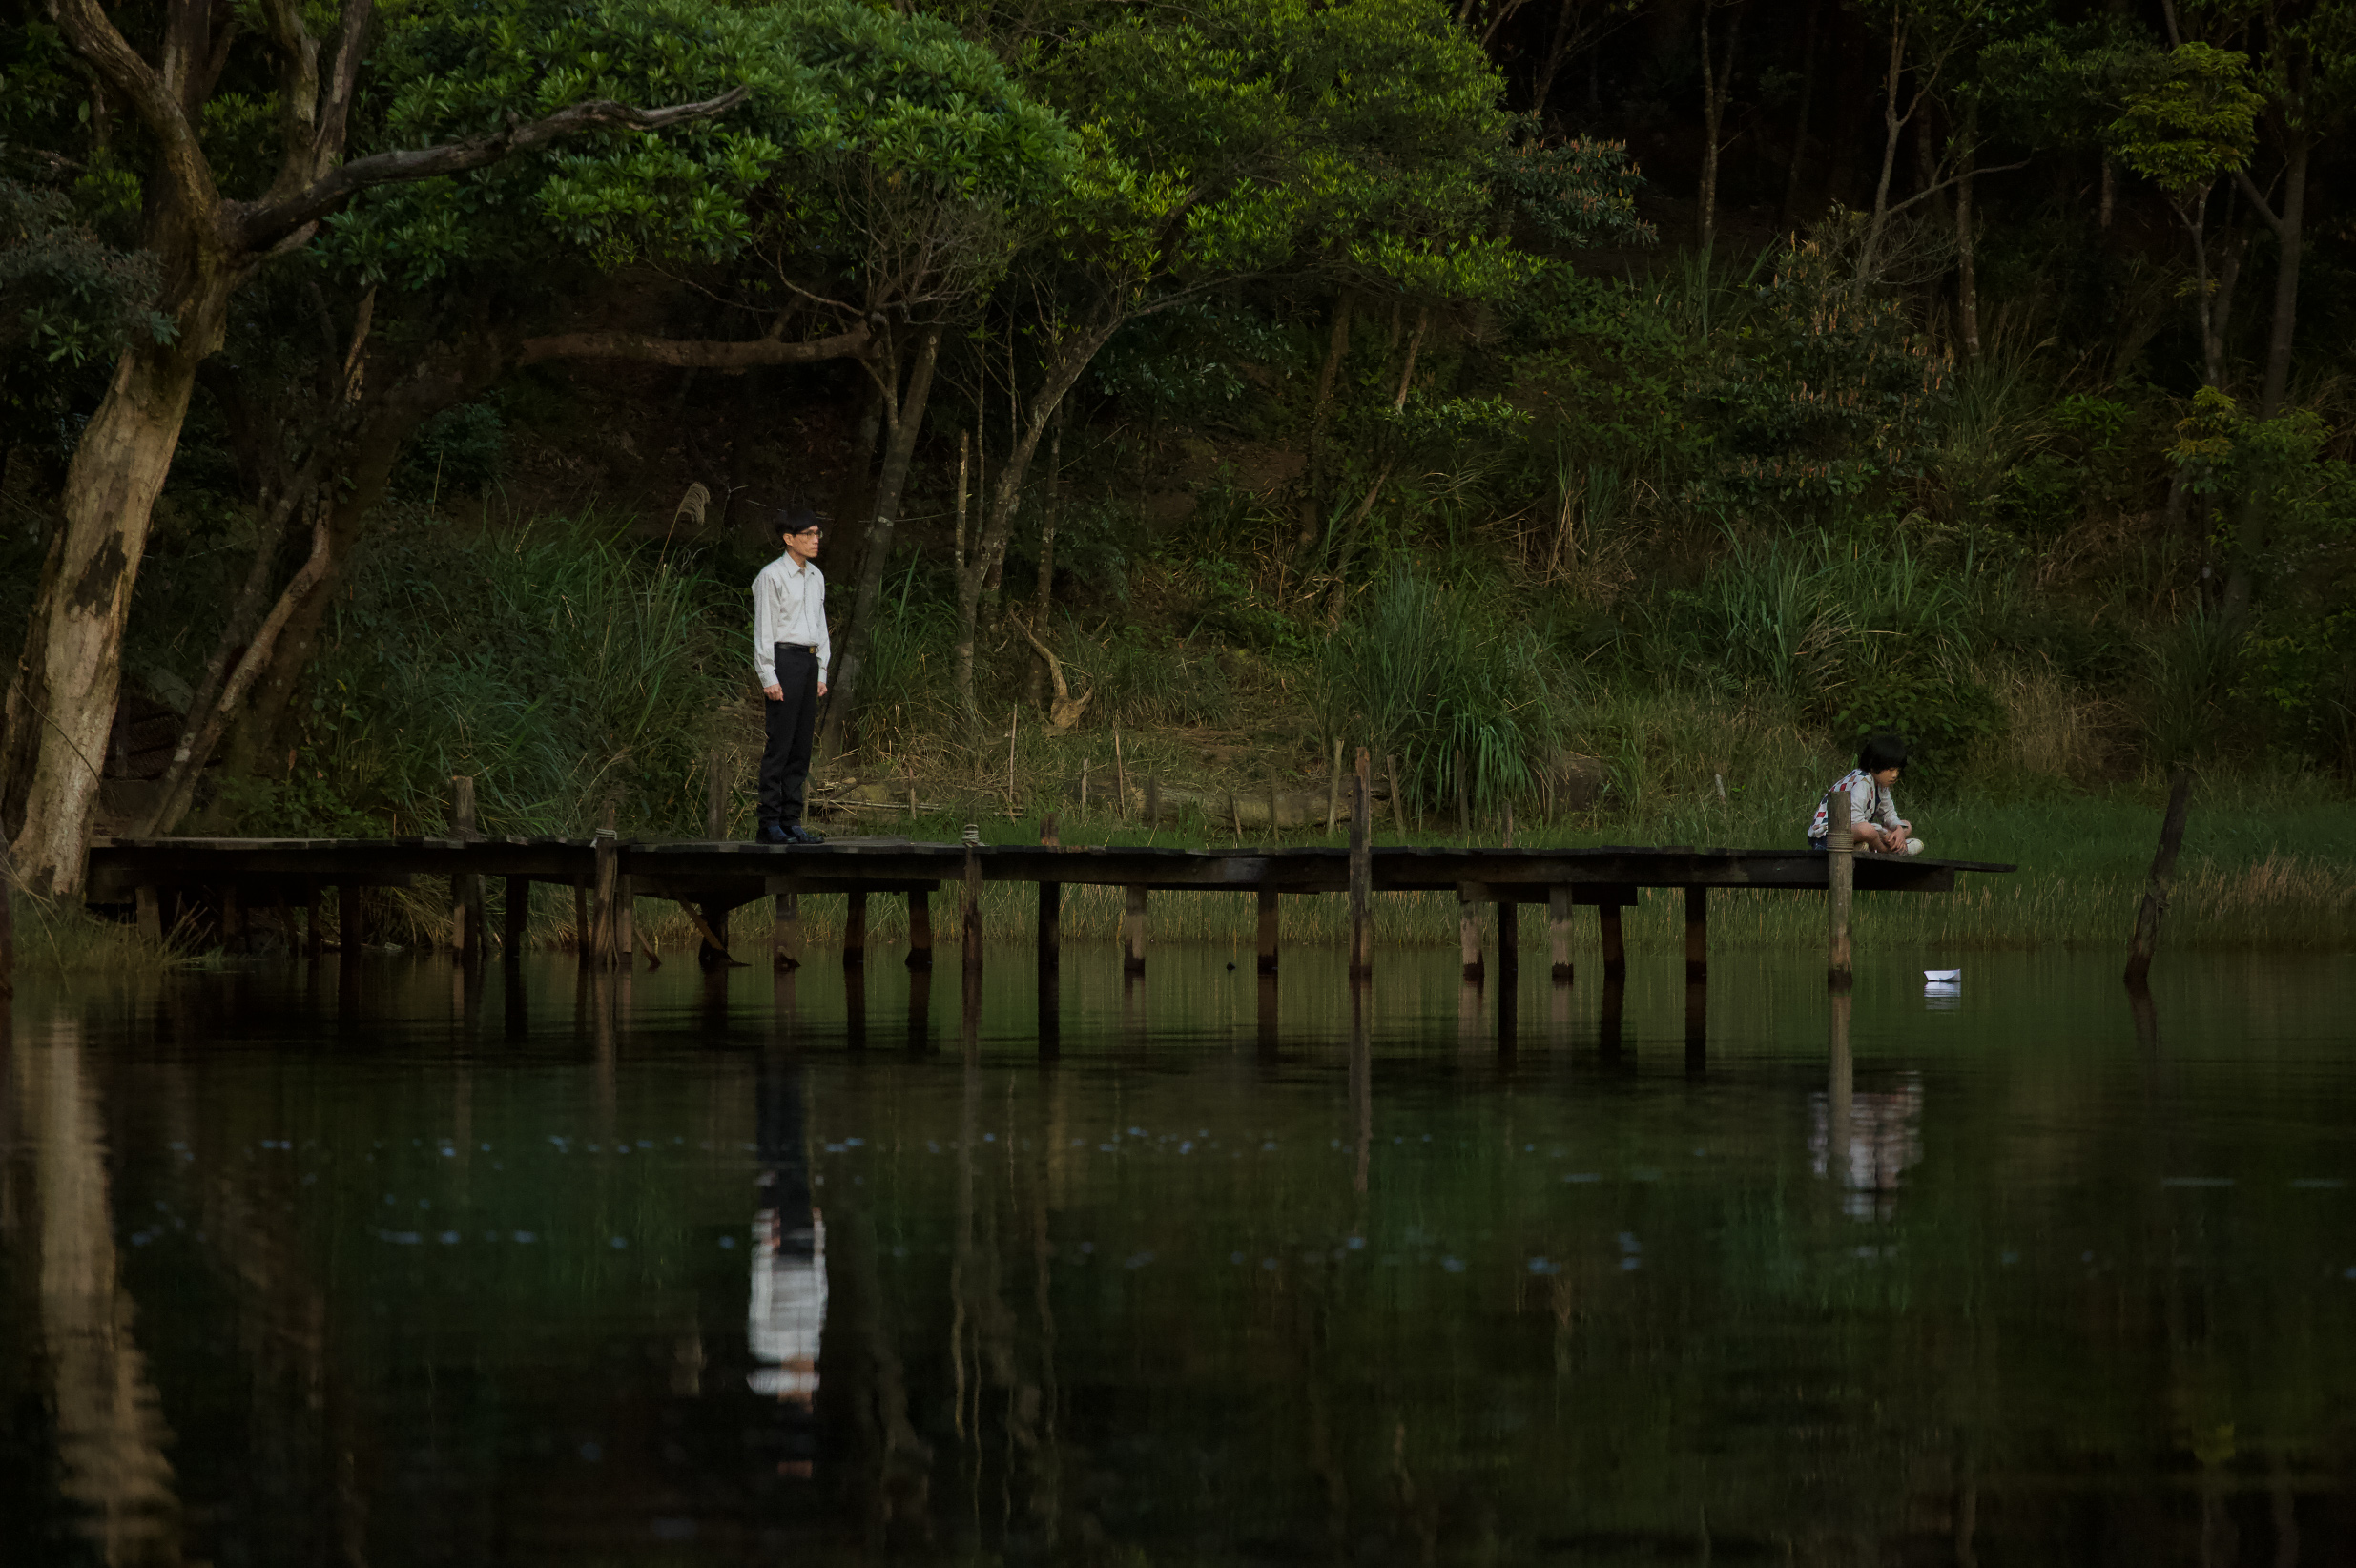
753, 553, 829, 690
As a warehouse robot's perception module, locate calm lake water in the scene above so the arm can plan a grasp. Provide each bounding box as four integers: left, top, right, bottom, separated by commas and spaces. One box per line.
5, 940, 2352, 1565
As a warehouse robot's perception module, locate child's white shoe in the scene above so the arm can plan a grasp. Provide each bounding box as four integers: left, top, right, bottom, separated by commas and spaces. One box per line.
1903, 838, 1927, 856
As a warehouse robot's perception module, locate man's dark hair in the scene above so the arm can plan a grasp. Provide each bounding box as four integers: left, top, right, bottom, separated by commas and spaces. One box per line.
1857, 732, 1908, 773
778, 505, 823, 538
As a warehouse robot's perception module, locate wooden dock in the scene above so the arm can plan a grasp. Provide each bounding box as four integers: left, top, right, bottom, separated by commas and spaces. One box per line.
83, 833, 2013, 990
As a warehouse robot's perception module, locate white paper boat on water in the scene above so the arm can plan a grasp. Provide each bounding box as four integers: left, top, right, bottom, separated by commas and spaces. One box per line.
1924, 969, 1961, 983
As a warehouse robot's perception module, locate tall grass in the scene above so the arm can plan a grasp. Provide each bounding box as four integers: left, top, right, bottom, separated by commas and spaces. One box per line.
280, 512, 746, 836
1318, 565, 1564, 816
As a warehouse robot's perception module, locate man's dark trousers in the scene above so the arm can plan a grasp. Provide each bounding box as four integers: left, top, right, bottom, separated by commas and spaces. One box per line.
758, 644, 819, 830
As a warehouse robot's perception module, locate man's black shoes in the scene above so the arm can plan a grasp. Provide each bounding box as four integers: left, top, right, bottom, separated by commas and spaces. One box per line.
754, 821, 791, 845
783, 822, 827, 846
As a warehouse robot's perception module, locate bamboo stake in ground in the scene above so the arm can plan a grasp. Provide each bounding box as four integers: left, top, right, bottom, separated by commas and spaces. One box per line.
1326, 736, 1342, 836
1455, 749, 1469, 838
1006, 705, 1019, 815
1827, 786, 1853, 991
2124, 766, 2196, 990
707, 752, 727, 838
1348, 748, 1372, 982
1387, 753, 1406, 832
1114, 723, 1127, 820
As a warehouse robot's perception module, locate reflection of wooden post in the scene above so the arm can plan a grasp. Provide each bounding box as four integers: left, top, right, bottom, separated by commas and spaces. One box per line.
1827, 787, 1853, 991
844, 890, 868, 970
1684, 884, 1708, 985
1348, 751, 1372, 982
2124, 766, 2195, 989
1828, 990, 1853, 1177
1548, 885, 1573, 984
1122, 885, 1148, 977
1256, 888, 1279, 975
906, 889, 933, 971
1600, 901, 1626, 984
1457, 885, 1483, 983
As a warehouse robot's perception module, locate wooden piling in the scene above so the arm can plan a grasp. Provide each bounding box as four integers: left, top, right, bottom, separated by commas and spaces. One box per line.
572, 883, 590, 967
341, 882, 365, 952
450, 775, 485, 959
1256, 888, 1279, 975
1497, 897, 1519, 989
504, 877, 529, 954
769, 876, 801, 970
591, 799, 619, 968
1348, 750, 1372, 982
906, 889, 933, 971
1684, 884, 1708, 985
1827, 785, 1854, 992
1036, 812, 1060, 980
222, 884, 243, 953
1548, 885, 1573, 984
1600, 902, 1626, 983
1457, 884, 1484, 983
844, 889, 868, 970
2124, 766, 2195, 990
1122, 884, 1148, 976
615, 876, 634, 966
962, 846, 983, 979
137, 885, 163, 943
305, 887, 323, 961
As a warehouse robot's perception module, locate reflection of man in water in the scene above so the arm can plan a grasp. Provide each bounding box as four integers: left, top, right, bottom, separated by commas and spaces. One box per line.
1810, 1073, 1925, 1222
749, 1206, 826, 1403
750, 1050, 826, 1428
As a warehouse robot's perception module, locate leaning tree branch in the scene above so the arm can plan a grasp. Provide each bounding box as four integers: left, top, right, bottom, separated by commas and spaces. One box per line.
223, 86, 751, 251
515, 321, 872, 369
48, 0, 218, 217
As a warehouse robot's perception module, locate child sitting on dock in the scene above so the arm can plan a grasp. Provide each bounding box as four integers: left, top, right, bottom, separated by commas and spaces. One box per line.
1808, 734, 1925, 856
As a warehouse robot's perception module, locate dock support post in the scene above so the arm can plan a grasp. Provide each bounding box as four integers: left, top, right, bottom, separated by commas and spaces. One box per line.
1037, 881, 1060, 977
573, 883, 590, 968
1548, 885, 1573, 984
769, 877, 801, 970
1256, 888, 1279, 975
591, 800, 619, 969
1122, 885, 1147, 977
341, 882, 364, 952
306, 887, 323, 961
1497, 897, 1519, 989
1684, 885, 1708, 985
450, 775, 485, 959
906, 889, 933, 971
221, 885, 243, 954
1600, 902, 1626, 984
615, 877, 634, 966
136, 885, 163, 943
1457, 884, 1484, 984
2124, 765, 2195, 989
504, 877, 529, 956
962, 847, 983, 980
844, 890, 868, 970
1827, 788, 1854, 992
1348, 750, 1372, 983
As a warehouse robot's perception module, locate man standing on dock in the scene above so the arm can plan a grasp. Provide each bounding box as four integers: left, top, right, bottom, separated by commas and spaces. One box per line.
753, 506, 830, 846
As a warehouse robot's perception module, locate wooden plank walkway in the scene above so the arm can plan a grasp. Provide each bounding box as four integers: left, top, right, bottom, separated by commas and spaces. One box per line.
85, 835, 2014, 985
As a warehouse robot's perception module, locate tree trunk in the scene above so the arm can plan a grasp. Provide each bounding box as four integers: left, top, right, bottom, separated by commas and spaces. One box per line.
1696, 1, 1745, 261
1859, 21, 1909, 281
2255, 135, 2306, 420
4, 267, 227, 892
1778, 0, 1821, 228
1953, 109, 1980, 361
819, 324, 942, 762
1529, 0, 1585, 123
1294, 294, 1353, 558
1025, 407, 1063, 712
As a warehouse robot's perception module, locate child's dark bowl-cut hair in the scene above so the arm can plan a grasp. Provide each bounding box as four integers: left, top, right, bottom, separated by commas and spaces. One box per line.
1856, 732, 1908, 773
